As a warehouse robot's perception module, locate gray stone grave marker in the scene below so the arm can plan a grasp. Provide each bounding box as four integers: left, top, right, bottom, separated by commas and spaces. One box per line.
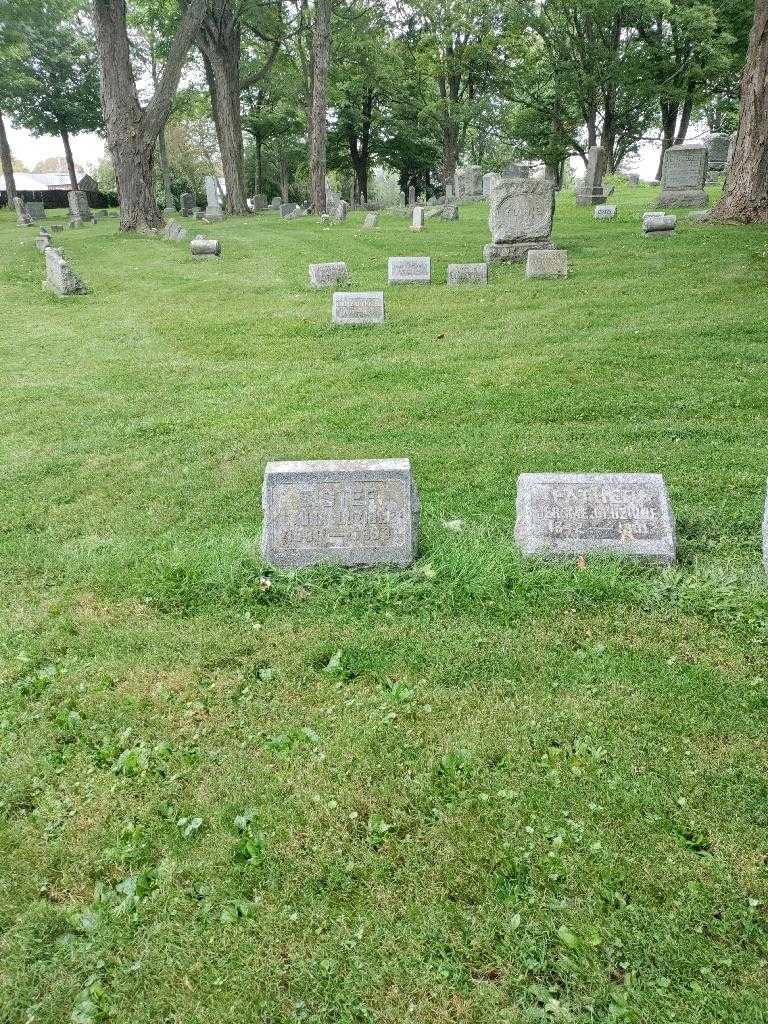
362, 212, 379, 229
26, 201, 45, 221
44, 247, 87, 296
642, 212, 676, 236
658, 146, 708, 208
204, 176, 225, 220
280, 202, 297, 218
67, 190, 91, 224
485, 179, 555, 263
35, 228, 51, 252
252, 194, 268, 211
447, 263, 488, 285
515, 472, 676, 564
408, 185, 416, 206
411, 206, 425, 231
594, 205, 617, 220
576, 146, 610, 206
309, 261, 348, 288
332, 291, 385, 325
180, 192, 195, 216
261, 458, 420, 569
441, 204, 459, 221
191, 238, 221, 259
388, 256, 431, 284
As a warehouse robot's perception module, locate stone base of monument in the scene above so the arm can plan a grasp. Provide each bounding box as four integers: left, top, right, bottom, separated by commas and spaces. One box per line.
484, 240, 551, 263
261, 458, 420, 569
526, 249, 568, 279
656, 189, 708, 208
705, 171, 723, 185
203, 209, 225, 221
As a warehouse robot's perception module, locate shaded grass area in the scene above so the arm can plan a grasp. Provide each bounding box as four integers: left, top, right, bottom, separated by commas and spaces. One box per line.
1, 187, 768, 1023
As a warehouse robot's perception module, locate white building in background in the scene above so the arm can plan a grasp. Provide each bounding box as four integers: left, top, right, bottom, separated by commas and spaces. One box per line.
0, 171, 97, 191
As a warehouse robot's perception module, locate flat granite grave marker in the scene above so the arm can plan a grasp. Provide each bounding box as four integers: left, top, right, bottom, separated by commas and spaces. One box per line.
309, 261, 348, 287
411, 206, 424, 231
332, 291, 385, 325
526, 249, 568, 278
484, 179, 555, 263
191, 238, 221, 259
658, 145, 708, 208
388, 256, 431, 284
594, 205, 617, 220
261, 458, 420, 569
447, 263, 487, 285
515, 472, 676, 564
44, 247, 87, 296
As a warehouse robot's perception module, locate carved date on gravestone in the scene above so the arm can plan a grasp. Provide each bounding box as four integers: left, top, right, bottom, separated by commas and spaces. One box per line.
515, 472, 676, 564
261, 459, 419, 568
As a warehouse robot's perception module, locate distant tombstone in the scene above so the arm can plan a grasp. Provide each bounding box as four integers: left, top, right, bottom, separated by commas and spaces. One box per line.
284, 207, 307, 220
594, 205, 617, 220
35, 228, 51, 252
26, 201, 45, 221
309, 261, 348, 288
280, 203, 297, 218
411, 206, 425, 231
642, 211, 676, 236
328, 197, 348, 222
180, 192, 195, 216
706, 134, 730, 179
526, 249, 568, 279
408, 184, 416, 206
447, 263, 488, 286
575, 146, 609, 206
424, 206, 443, 221
502, 163, 529, 180
454, 165, 482, 198
398, 191, 406, 206
623, 173, 640, 187
270, 197, 281, 210
482, 173, 497, 198
190, 238, 221, 259
441, 204, 459, 221
261, 458, 419, 569
362, 212, 379, 229
657, 146, 708, 208
13, 197, 32, 226
514, 472, 677, 564
388, 256, 431, 284
44, 247, 87, 296
67, 190, 91, 224
484, 179, 555, 263
163, 219, 187, 242
252, 193, 268, 211
332, 291, 385, 325
203, 176, 224, 220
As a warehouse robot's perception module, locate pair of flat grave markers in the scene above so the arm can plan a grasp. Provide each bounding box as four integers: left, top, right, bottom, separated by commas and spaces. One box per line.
261, 465, 679, 569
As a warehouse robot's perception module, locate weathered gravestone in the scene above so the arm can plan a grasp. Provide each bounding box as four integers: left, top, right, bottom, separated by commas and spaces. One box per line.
575, 146, 612, 206
706, 134, 730, 182
44, 247, 87, 296
332, 291, 385, 325
14, 197, 32, 226
67, 190, 91, 224
642, 212, 676, 236
447, 263, 488, 286
252, 194, 268, 211
526, 249, 568, 279
280, 202, 297, 218
163, 219, 188, 242
261, 458, 420, 570
270, 197, 281, 210
26, 201, 45, 221
362, 212, 379, 229
454, 165, 482, 198
398, 191, 406, 206
203, 176, 224, 220
411, 206, 425, 231
388, 256, 431, 284
441, 204, 459, 221
483, 172, 498, 198
484, 179, 555, 263
35, 228, 51, 252
514, 472, 676, 564
190, 238, 221, 259
180, 192, 195, 216
424, 206, 443, 220
657, 145, 708, 208
309, 262, 348, 288
408, 185, 416, 206
594, 205, 617, 220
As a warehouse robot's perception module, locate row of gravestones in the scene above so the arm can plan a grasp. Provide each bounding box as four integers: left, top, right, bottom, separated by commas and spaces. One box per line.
576, 143, 718, 210
260, 460, 768, 573
13, 191, 109, 229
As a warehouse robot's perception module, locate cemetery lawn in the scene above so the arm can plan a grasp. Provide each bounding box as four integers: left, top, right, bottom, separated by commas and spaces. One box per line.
3, 186, 768, 1024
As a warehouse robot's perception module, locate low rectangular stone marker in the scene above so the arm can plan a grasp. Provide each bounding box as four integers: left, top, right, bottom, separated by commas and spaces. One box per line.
309, 261, 348, 287
642, 212, 676, 236
332, 291, 385, 325
594, 205, 617, 220
447, 263, 487, 285
526, 249, 568, 278
388, 256, 431, 284
261, 458, 420, 569
515, 472, 676, 564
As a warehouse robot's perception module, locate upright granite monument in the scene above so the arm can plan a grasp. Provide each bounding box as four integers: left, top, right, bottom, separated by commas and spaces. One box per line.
203, 176, 224, 220
67, 190, 91, 225
657, 146, 708, 208
454, 165, 482, 199
575, 146, 612, 206
484, 179, 555, 263
515, 472, 676, 564
261, 458, 420, 569
706, 134, 730, 182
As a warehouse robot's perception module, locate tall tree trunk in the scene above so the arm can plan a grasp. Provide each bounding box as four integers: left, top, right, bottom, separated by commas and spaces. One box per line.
710, 0, 768, 223
674, 93, 693, 145
60, 128, 79, 190
199, 3, 249, 215
655, 103, 678, 181
254, 133, 263, 196
442, 121, 459, 192
278, 151, 289, 201
0, 113, 17, 206
157, 127, 174, 209
309, 0, 331, 213
92, 0, 206, 231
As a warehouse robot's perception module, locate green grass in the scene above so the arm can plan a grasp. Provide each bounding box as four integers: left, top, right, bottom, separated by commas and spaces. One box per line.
1, 186, 768, 1024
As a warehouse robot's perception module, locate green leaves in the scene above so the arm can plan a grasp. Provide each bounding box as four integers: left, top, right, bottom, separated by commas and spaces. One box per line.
233, 809, 266, 866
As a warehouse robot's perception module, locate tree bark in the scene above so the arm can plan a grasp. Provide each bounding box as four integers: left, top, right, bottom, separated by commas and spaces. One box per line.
308, 0, 331, 213
157, 128, 174, 209
0, 113, 17, 206
92, 0, 207, 231
710, 0, 768, 223
442, 121, 459, 193
60, 128, 79, 190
